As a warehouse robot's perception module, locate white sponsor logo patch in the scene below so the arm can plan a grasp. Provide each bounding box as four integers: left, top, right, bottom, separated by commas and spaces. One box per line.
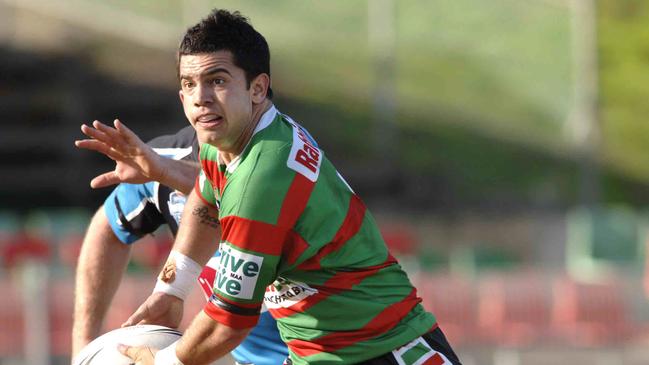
286, 122, 322, 182
167, 191, 186, 225
264, 278, 318, 309
214, 244, 263, 299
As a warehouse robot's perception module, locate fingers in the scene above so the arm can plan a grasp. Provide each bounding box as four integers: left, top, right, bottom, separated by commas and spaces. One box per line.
74, 139, 122, 161
79, 123, 110, 143
77, 121, 129, 153
114, 119, 144, 146
94, 120, 132, 149
118, 344, 153, 362
118, 344, 138, 359
90, 172, 120, 188
122, 302, 149, 328
118, 344, 157, 365
91, 121, 132, 152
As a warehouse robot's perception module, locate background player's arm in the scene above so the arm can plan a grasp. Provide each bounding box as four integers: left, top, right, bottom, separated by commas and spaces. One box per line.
75, 120, 199, 194
72, 207, 131, 357
122, 190, 221, 327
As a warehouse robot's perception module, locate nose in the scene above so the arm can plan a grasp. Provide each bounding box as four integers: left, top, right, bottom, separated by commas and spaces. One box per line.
194, 83, 215, 107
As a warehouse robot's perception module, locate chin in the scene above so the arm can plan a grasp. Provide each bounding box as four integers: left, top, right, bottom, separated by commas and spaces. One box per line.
196, 132, 220, 146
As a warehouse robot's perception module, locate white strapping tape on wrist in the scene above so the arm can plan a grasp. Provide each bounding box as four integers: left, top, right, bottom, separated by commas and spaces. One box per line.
153, 250, 202, 300
154, 341, 184, 365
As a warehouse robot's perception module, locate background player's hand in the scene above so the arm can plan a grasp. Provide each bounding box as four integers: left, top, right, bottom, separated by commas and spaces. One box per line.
75, 119, 166, 188
118, 344, 157, 365
122, 292, 184, 329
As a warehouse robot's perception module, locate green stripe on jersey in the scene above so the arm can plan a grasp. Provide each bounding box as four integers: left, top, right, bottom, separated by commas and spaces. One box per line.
221, 148, 294, 224
402, 341, 433, 365
281, 265, 423, 334
197, 170, 217, 206
317, 211, 389, 269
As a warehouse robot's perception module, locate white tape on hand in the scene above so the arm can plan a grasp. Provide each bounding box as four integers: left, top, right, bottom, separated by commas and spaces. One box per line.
153, 250, 202, 300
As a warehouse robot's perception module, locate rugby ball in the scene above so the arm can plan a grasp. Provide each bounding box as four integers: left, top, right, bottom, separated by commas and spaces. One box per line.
72, 325, 182, 365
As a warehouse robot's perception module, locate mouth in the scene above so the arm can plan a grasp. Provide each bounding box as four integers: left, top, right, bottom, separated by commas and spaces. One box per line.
195, 114, 224, 128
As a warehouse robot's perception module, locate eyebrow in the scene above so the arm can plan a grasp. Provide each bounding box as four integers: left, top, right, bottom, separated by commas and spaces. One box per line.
180, 67, 232, 80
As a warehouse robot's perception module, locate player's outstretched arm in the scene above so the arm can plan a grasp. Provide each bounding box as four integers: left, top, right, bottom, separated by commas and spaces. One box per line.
72, 207, 131, 358
122, 190, 221, 328
75, 119, 199, 194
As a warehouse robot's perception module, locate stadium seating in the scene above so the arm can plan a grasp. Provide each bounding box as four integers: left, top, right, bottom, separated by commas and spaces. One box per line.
414, 272, 476, 345
551, 275, 631, 346
0, 280, 24, 356
476, 270, 552, 346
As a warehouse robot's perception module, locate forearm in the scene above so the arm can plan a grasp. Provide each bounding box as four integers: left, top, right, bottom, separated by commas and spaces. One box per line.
157, 159, 200, 195
153, 190, 219, 301
175, 311, 250, 365
72, 208, 131, 356
168, 190, 220, 266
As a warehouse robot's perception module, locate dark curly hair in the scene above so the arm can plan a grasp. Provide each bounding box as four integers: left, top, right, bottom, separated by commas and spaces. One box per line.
178, 9, 273, 98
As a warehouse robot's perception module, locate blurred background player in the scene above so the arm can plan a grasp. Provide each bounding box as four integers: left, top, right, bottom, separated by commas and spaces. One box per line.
71, 120, 287, 364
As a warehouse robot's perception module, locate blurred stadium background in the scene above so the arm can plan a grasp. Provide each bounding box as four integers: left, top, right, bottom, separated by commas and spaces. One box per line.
2, 0, 649, 364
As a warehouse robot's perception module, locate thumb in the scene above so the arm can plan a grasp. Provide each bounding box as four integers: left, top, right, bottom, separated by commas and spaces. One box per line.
118, 344, 147, 361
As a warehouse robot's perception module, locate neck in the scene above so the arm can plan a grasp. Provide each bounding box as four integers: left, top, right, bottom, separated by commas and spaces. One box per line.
220, 100, 272, 165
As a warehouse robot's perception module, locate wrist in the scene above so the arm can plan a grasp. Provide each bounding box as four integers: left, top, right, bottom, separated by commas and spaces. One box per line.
152, 152, 169, 184
153, 250, 202, 300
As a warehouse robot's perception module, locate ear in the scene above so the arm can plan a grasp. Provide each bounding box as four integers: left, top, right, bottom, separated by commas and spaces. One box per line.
179, 89, 185, 103
250, 73, 270, 104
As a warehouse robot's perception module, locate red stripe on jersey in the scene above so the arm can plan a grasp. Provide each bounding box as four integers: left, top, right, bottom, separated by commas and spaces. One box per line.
198, 265, 216, 299
194, 179, 218, 208
277, 173, 315, 228
297, 195, 366, 271
220, 216, 289, 255
217, 170, 227, 195
201, 159, 219, 182
203, 302, 259, 329
319, 253, 397, 290
282, 232, 310, 267
269, 254, 398, 319
423, 353, 445, 365
201, 158, 227, 195
286, 288, 421, 357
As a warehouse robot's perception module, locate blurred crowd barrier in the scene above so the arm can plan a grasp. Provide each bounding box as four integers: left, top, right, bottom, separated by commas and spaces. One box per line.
1, 207, 649, 364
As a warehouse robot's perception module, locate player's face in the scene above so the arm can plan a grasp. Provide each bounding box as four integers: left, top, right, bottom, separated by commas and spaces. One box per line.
178, 51, 261, 153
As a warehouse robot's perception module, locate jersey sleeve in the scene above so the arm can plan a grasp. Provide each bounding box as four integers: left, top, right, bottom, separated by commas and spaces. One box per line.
193, 143, 219, 208
194, 169, 218, 208
103, 182, 166, 244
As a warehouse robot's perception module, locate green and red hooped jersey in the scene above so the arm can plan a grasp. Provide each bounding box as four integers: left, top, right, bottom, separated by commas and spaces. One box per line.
195, 106, 437, 365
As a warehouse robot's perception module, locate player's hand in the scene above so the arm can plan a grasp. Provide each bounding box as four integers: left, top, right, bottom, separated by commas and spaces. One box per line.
118, 344, 157, 365
122, 292, 184, 329
75, 119, 165, 188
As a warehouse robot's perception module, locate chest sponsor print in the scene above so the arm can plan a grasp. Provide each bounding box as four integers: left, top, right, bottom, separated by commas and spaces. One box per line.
214, 244, 263, 299
264, 278, 318, 309
286, 121, 322, 182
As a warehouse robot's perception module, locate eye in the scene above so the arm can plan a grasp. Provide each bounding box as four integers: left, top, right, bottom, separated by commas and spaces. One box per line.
182, 80, 195, 89
211, 78, 225, 86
